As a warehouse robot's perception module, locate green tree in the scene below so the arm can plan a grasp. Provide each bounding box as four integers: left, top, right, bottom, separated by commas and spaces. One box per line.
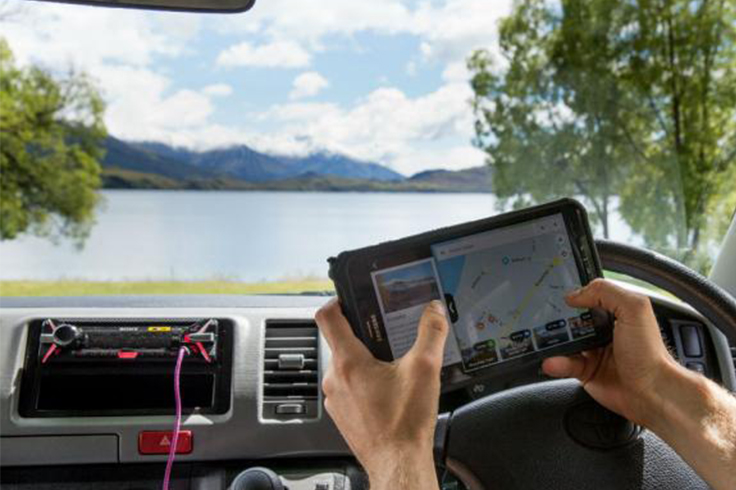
0, 38, 106, 243
469, 0, 736, 259
705, 162, 736, 246
615, 0, 736, 257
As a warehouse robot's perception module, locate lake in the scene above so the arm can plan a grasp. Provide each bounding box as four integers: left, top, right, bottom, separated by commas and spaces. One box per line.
0, 190, 633, 281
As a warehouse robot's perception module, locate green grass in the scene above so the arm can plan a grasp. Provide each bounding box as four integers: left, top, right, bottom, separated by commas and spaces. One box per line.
0, 279, 335, 297
0, 273, 670, 298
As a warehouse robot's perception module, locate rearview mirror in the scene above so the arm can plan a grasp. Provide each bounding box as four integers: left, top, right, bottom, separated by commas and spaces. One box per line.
34, 0, 256, 13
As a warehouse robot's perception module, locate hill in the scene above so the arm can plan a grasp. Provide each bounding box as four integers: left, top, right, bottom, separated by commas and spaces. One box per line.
103, 137, 219, 181
192, 145, 294, 182
409, 166, 493, 192
279, 152, 403, 181
100, 137, 493, 193
132, 141, 403, 182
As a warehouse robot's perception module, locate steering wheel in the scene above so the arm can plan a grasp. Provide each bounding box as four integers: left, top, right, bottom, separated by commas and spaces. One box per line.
434, 240, 736, 490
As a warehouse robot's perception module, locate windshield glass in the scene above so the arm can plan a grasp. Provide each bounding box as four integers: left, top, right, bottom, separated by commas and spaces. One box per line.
1, 0, 734, 296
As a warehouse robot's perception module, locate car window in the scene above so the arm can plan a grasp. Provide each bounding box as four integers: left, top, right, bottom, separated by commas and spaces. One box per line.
0, 0, 734, 296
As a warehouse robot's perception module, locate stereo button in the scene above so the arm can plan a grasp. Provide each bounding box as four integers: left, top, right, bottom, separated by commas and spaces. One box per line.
138, 431, 192, 455
680, 325, 702, 357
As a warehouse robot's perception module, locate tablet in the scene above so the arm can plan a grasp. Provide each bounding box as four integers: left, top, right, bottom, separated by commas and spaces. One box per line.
328, 199, 612, 387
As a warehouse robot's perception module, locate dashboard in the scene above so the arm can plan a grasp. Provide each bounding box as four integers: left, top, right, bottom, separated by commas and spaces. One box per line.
1, 287, 734, 490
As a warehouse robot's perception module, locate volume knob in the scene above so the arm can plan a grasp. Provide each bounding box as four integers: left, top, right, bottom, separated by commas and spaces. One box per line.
53, 324, 81, 348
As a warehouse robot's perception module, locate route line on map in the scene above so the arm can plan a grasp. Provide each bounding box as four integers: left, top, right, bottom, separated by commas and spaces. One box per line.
505, 256, 563, 332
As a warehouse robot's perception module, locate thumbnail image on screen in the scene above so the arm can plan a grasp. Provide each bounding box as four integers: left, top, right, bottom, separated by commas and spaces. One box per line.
371, 260, 462, 365
431, 214, 594, 371
373, 260, 441, 314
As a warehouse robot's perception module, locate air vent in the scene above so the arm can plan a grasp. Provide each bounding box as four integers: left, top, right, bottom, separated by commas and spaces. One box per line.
729, 339, 736, 375
262, 320, 320, 420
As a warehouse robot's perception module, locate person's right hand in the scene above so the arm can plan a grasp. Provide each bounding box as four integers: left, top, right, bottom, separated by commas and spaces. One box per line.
542, 278, 680, 426
543, 278, 736, 490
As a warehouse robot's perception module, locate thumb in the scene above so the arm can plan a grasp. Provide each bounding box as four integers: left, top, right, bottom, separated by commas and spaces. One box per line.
407, 300, 449, 366
542, 356, 587, 380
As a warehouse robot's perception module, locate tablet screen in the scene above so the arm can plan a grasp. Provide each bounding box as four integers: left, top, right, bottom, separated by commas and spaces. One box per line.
370, 213, 595, 372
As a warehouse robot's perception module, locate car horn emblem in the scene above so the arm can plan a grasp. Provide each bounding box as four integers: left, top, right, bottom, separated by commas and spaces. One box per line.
565, 401, 642, 450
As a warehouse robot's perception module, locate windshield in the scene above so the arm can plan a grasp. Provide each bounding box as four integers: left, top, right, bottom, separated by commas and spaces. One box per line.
1, 0, 734, 296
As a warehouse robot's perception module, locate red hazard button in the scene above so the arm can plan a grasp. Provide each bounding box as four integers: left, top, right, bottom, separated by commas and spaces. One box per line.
138, 431, 193, 455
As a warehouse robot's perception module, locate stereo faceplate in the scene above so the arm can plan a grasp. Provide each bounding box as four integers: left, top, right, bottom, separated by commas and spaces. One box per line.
20, 318, 233, 418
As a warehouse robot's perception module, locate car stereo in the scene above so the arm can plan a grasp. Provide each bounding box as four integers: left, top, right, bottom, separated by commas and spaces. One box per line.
19, 318, 233, 417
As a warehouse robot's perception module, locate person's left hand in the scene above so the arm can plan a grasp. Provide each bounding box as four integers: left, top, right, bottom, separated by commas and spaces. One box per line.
315, 298, 449, 490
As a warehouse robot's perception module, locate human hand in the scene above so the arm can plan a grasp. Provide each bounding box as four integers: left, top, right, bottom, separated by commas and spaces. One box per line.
315, 298, 448, 490
542, 278, 679, 426
542, 280, 736, 490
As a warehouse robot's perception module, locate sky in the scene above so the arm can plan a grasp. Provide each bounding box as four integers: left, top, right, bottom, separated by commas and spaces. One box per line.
0, 0, 513, 176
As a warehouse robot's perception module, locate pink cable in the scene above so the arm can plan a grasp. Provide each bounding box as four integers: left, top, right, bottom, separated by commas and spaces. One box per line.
162, 346, 187, 490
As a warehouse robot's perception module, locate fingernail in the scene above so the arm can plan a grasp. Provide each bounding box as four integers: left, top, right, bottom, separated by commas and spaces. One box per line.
429, 300, 445, 313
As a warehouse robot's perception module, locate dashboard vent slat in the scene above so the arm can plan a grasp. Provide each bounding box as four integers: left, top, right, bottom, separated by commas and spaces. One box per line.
262, 320, 320, 419
264, 359, 318, 370
264, 347, 317, 358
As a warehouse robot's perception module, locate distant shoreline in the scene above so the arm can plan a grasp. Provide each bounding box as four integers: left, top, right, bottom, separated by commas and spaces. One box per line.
101, 167, 495, 193
101, 185, 495, 194
100, 137, 494, 193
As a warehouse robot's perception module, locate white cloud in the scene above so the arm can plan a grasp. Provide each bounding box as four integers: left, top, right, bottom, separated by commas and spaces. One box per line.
90, 65, 213, 142
216, 40, 311, 68
260, 101, 341, 124
0, 3, 182, 70
442, 61, 471, 83
218, 0, 512, 68
394, 145, 486, 175
203, 83, 233, 97
411, 0, 512, 64
0, 2, 214, 143
1, 0, 512, 174
289, 71, 329, 99
216, 0, 412, 48
125, 80, 484, 175
252, 81, 480, 174
152, 12, 201, 45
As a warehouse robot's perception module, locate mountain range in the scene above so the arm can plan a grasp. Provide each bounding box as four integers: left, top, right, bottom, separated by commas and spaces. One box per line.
100, 136, 493, 192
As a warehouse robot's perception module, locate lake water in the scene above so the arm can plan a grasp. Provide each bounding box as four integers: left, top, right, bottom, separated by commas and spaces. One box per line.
0, 190, 633, 281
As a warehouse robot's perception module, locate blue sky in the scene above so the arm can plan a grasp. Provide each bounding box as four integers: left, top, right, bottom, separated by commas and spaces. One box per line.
1, 0, 513, 175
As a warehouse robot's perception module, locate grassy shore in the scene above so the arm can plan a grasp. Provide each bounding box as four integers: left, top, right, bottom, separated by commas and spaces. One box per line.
0, 279, 335, 297
0, 272, 663, 297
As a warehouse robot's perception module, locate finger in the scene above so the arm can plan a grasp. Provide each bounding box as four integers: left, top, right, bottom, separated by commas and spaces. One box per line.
565, 278, 652, 322
315, 298, 371, 359
542, 355, 587, 380
406, 300, 449, 366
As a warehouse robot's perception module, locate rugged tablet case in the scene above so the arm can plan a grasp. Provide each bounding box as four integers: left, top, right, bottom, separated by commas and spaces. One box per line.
327, 198, 608, 365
